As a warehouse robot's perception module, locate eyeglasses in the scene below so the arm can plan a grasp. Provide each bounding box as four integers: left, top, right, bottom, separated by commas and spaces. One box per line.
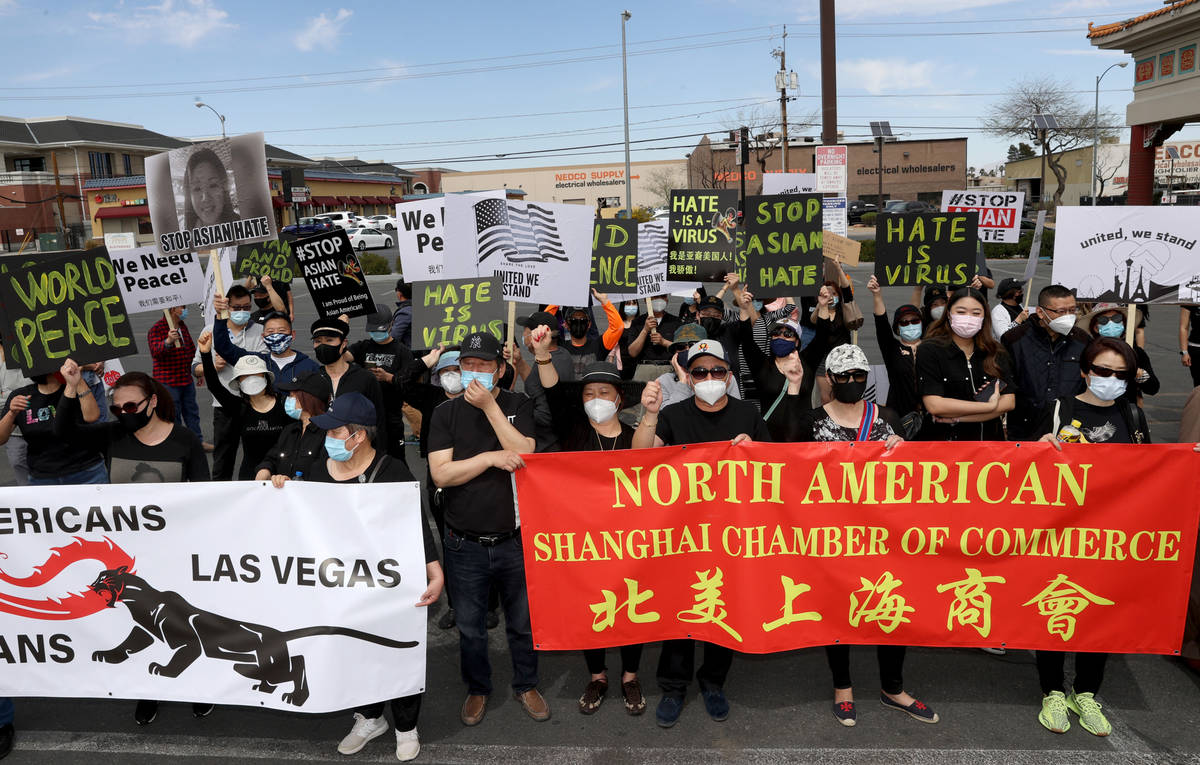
229, 303, 253, 312
110, 396, 149, 417
1088, 364, 1133, 381
1039, 304, 1075, 317
830, 371, 869, 384
896, 317, 922, 327
689, 367, 729, 381
769, 329, 798, 339
1094, 314, 1122, 327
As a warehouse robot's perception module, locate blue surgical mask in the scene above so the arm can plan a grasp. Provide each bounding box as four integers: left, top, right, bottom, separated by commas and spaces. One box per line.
179, 307, 189, 319
682, 297, 695, 306
284, 396, 302, 420
769, 338, 797, 357
899, 324, 923, 342
828, 296, 839, 307
460, 369, 495, 392
1088, 374, 1127, 402
1097, 321, 1124, 339
324, 433, 357, 462
368, 330, 391, 343
230, 310, 251, 326
623, 304, 638, 317
264, 333, 293, 354
753, 300, 764, 312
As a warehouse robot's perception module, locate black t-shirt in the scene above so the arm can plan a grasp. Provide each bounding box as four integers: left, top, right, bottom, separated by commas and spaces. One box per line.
323, 364, 389, 443
873, 313, 921, 415
656, 396, 772, 446
562, 336, 608, 378
250, 282, 292, 324
1035, 397, 1135, 444
544, 382, 635, 452
202, 351, 293, 479
349, 338, 413, 427
6, 385, 104, 478
427, 389, 536, 535
915, 337, 1014, 441
631, 312, 682, 362
1189, 306, 1200, 347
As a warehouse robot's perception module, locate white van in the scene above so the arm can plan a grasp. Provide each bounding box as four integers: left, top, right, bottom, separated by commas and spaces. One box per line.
319, 211, 360, 230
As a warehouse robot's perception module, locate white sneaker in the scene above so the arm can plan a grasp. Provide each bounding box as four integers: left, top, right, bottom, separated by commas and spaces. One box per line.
337, 713, 388, 755
395, 728, 420, 761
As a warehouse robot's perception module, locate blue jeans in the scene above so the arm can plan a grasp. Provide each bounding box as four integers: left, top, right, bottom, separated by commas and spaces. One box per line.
443, 530, 538, 696
0, 697, 12, 726
167, 381, 203, 440
29, 459, 108, 485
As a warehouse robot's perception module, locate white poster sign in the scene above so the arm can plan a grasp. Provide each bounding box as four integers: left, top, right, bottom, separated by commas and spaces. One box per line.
109, 245, 206, 313
441, 190, 507, 280
940, 191, 1026, 244
822, 197, 848, 237
610, 219, 696, 302
103, 232, 137, 251
201, 247, 237, 327
1051, 207, 1200, 304
762, 172, 818, 195
0, 482, 426, 713
395, 199, 445, 281
815, 146, 848, 193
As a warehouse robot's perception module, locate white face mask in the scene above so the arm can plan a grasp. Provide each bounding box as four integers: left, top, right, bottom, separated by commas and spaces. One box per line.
1088, 374, 1127, 401
240, 375, 267, 396
651, 299, 667, 313
930, 305, 946, 321
583, 398, 618, 424
439, 371, 463, 394
693, 379, 726, 405
1047, 314, 1076, 335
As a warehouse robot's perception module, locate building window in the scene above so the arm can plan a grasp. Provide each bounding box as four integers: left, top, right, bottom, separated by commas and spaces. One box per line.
88, 151, 113, 178
12, 157, 45, 172
122, 154, 133, 176
412, 182, 428, 194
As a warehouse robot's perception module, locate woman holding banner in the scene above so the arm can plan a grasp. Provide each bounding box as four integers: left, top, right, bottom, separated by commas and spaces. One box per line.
531, 326, 648, 716
254, 370, 331, 484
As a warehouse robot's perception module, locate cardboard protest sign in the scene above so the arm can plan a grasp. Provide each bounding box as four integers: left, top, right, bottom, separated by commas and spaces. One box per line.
822, 197, 848, 237
412, 275, 504, 348
0, 248, 138, 376
874, 212, 978, 287
762, 172, 818, 195
108, 245, 205, 313
591, 219, 639, 295
291, 229, 374, 319
441, 190, 507, 279
145, 132, 277, 256
1051, 207, 1200, 304
102, 232, 136, 251
823, 230, 862, 267
940, 191, 1026, 244
236, 239, 296, 284
201, 248, 237, 328
395, 199, 445, 281
667, 189, 739, 282
743, 194, 824, 299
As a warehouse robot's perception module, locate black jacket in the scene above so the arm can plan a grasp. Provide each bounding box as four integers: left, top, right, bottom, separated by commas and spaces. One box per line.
1002, 320, 1089, 440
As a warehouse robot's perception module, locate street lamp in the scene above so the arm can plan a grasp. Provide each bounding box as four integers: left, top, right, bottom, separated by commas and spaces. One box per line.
620, 10, 632, 218
1091, 61, 1127, 206
194, 101, 226, 139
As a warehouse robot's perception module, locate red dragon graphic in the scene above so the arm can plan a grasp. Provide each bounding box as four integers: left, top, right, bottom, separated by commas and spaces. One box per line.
0, 536, 135, 620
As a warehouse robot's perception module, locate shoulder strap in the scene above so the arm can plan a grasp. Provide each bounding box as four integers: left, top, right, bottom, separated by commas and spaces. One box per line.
856, 401, 876, 442
1122, 401, 1148, 444
763, 383, 790, 422
361, 455, 389, 484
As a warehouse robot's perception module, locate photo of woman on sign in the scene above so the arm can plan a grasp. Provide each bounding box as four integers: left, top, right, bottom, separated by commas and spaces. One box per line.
182, 147, 238, 231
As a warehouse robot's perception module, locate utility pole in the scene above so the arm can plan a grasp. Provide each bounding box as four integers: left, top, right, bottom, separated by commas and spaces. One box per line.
620, 11, 633, 218
1038, 130, 1047, 208
739, 126, 749, 214
819, 0, 837, 147
777, 26, 789, 173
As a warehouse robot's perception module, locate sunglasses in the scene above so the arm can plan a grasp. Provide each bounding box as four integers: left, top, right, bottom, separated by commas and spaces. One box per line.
769, 329, 798, 339
1089, 364, 1134, 381
690, 366, 730, 381
1094, 314, 1123, 327
110, 396, 149, 417
830, 371, 869, 384
896, 317, 922, 327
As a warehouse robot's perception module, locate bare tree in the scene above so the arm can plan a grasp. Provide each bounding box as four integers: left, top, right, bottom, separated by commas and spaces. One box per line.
687, 135, 730, 190
642, 165, 685, 207
982, 77, 1119, 208
1094, 145, 1123, 198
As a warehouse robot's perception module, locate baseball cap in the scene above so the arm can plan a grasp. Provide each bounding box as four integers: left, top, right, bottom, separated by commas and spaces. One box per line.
923, 285, 949, 308
311, 392, 376, 430
364, 306, 392, 333
825, 344, 870, 375
579, 361, 622, 384
276, 370, 333, 401
517, 311, 557, 332
672, 323, 707, 346
434, 350, 461, 374
996, 278, 1024, 299
459, 332, 502, 362
311, 317, 349, 339
767, 320, 799, 337
697, 295, 725, 313
892, 304, 922, 331
686, 339, 729, 366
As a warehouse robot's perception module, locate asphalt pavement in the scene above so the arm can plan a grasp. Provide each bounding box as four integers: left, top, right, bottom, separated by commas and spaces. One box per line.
3, 262, 1200, 764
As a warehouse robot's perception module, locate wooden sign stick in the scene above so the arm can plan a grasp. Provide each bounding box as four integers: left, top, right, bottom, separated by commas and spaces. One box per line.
209, 250, 228, 320
1125, 303, 1137, 346
506, 300, 517, 348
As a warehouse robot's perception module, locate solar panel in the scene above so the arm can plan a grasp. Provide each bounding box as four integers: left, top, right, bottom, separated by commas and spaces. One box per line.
1032, 114, 1058, 130
1166, 146, 1181, 160
869, 121, 893, 138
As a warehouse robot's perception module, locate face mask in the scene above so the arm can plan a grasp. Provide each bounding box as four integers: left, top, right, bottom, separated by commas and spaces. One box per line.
314, 342, 344, 365
179, 308, 189, 320
651, 299, 667, 313
1088, 374, 1127, 402
930, 306, 946, 321
583, 398, 618, 424
254, 297, 271, 309
1047, 314, 1076, 336
623, 304, 638, 317
827, 295, 839, 307
693, 379, 726, 406
439, 371, 463, 394
699, 316, 722, 337
770, 338, 797, 357
568, 318, 589, 339
899, 324, 923, 342
30, 373, 49, 386
831, 379, 867, 404
324, 433, 358, 462
230, 310, 251, 326
460, 369, 495, 392
117, 408, 152, 433
240, 375, 267, 396
949, 314, 983, 339
284, 396, 302, 420
682, 297, 695, 306
264, 333, 293, 354
752, 300, 764, 312
1097, 320, 1125, 339
368, 330, 391, 343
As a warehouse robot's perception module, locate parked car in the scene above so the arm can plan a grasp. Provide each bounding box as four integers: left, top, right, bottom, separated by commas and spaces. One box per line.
345, 227, 393, 251
847, 200, 877, 223
320, 211, 361, 230
362, 214, 397, 231
882, 200, 937, 214
280, 217, 335, 237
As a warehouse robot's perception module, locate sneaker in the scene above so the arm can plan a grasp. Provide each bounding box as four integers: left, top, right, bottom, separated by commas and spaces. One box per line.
394, 728, 420, 762
337, 713, 388, 755
880, 693, 939, 723
622, 679, 646, 716
1066, 691, 1111, 737
134, 699, 158, 726
1038, 691, 1070, 734
833, 699, 857, 727
702, 688, 729, 722
656, 694, 683, 728
486, 608, 500, 629
192, 703, 214, 718
578, 679, 607, 715
436, 607, 456, 630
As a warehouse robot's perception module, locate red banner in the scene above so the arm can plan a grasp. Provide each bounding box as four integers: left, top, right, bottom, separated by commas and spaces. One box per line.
515, 442, 1200, 655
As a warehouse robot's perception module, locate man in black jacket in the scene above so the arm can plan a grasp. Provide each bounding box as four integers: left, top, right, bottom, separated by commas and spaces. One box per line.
311, 317, 389, 447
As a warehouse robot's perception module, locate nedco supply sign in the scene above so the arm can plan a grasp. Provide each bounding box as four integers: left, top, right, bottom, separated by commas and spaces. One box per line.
554, 168, 640, 190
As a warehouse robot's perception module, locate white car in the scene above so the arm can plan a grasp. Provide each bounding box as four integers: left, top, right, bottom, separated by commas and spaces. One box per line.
362, 214, 397, 231
345, 227, 393, 251
320, 211, 361, 230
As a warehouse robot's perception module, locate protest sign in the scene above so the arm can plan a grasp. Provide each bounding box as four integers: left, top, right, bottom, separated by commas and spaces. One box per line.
99, 358, 126, 394
0, 481, 426, 713
292, 229, 374, 319
1051, 207, 1200, 304
0, 248, 137, 376
516, 441, 1200, 655
822, 197, 848, 237
145, 132, 277, 256
236, 239, 296, 284
815, 146, 848, 192
941, 191, 1026, 244
762, 172, 818, 195
874, 212, 978, 287
102, 232, 136, 251
441, 190, 507, 280
667, 189, 739, 282
823, 230, 862, 267
108, 245, 205, 314
742, 194, 823, 299
591, 219, 639, 295
200, 248, 237, 328
395, 199, 445, 281
412, 275, 504, 348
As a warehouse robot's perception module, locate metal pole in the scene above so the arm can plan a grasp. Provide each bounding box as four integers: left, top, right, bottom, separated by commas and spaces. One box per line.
877, 137, 883, 208
1039, 131, 1047, 208
819, 0, 837, 146
780, 25, 788, 173
1092, 74, 1100, 206
620, 11, 632, 217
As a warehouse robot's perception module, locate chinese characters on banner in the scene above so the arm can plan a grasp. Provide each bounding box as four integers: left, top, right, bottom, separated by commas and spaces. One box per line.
667, 189, 739, 282
515, 441, 1200, 655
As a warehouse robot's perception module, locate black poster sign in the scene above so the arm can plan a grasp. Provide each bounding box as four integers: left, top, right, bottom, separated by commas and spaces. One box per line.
291, 229, 374, 318
743, 194, 824, 299
412, 275, 504, 349
874, 212, 979, 287
667, 189, 739, 282
237, 239, 296, 283
590, 219, 638, 294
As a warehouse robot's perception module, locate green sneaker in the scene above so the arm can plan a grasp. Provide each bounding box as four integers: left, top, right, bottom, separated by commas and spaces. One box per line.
1038, 691, 1070, 734
1066, 691, 1111, 737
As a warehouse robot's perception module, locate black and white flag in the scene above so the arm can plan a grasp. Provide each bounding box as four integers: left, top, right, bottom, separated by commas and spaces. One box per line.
475, 199, 570, 265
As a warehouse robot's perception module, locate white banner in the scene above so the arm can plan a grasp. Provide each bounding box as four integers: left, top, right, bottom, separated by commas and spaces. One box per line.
395, 199, 445, 282
201, 247, 237, 329
940, 190, 1026, 244
611, 220, 698, 302
822, 197, 848, 237
762, 172, 818, 195
0, 482, 426, 713
109, 245, 206, 313
1051, 207, 1200, 304
815, 146, 848, 193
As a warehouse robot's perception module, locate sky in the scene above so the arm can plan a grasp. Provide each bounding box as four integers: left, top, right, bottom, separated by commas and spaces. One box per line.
1, 0, 1195, 175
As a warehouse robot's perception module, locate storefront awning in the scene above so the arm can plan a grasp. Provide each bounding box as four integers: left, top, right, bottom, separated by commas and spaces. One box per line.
349, 196, 368, 205
272, 197, 286, 208
311, 196, 338, 206
94, 205, 148, 220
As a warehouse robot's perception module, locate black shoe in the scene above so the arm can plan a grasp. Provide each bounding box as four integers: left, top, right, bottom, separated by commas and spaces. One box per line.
192, 703, 214, 718
0, 723, 13, 760
134, 700, 158, 726
437, 607, 456, 630
486, 609, 500, 630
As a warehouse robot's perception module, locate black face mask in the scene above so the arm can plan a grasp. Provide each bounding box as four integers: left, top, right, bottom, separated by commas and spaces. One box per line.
117, 408, 152, 433
567, 318, 589, 339
30, 373, 49, 386
314, 343, 344, 365
699, 316, 722, 338
831, 380, 867, 404
253, 297, 271, 308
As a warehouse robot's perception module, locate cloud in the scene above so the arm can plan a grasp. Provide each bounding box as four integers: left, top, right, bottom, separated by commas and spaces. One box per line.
0, 0, 16, 12
294, 8, 353, 52
14, 65, 76, 83
837, 0, 1018, 18
840, 58, 937, 95
86, 0, 233, 47
363, 59, 408, 90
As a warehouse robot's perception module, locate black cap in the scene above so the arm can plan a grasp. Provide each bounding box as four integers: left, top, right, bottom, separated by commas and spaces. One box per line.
459, 332, 503, 362
365, 306, 392, 333
251, 283, 269, 294
892, 304, 923, 332
579, 361, 621, 384
697, 295, 725, 313
997, 277, 1024, 299
564, 362, 646, 410
311, 317, 350, 339
311, 392, 376, 430
923, 285, 948, 308
276, 370, 332, 401
517, 311, 557, 332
